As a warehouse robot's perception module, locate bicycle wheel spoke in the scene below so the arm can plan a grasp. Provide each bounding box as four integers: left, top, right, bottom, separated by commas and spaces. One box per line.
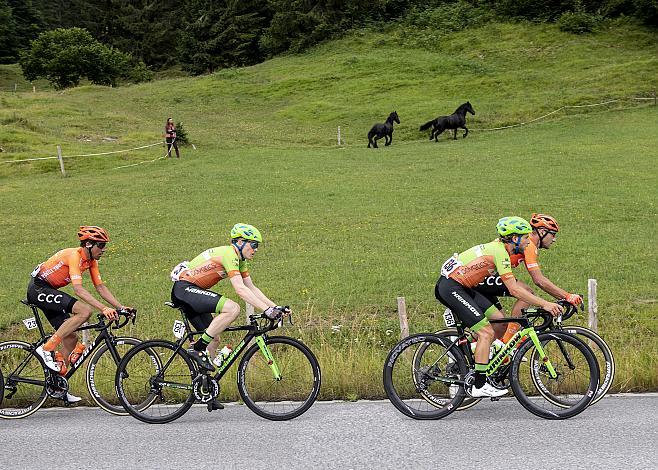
116, 341, 194, 424
384, 334, 466, 420
0, 342, 48, 419
239, 337, 320, 420
511, 332, 598, 419
87, 338, 142, 415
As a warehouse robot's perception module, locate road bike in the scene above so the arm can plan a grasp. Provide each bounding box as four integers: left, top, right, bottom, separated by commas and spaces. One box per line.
115, 302, 321, 424
383, 304, 600, 420
0, 300, 155, 419
440, 301, 615, 411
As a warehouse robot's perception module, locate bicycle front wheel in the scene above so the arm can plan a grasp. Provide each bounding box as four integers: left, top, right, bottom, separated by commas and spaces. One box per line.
561, 326, 615, 406
510, 331, 598, 419
384, 333, 467, 420
237, 336, 321, 421
87, 337, 160, 416
115, 340, 196, 424
0, 341, 48, 419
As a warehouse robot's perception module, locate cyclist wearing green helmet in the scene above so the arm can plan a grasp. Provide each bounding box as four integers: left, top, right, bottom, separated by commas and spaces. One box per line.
435, 216, 563, 398
170, 223, 289, 381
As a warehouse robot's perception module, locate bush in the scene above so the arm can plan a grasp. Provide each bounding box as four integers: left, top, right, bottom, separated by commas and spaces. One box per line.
175, 121, 190, 146
19, 27, 148, 89
558, 11, 602, 33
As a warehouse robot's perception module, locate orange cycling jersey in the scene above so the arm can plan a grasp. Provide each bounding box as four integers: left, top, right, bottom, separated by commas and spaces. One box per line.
443, 240, 516, 289
178, 245, 249, 290
509, 239, 540, 271
34, 247, 103, 289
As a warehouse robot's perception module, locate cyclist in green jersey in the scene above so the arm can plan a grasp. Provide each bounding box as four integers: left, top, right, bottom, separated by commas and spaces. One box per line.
171, 224, 289, 374
435, 217, 563, 398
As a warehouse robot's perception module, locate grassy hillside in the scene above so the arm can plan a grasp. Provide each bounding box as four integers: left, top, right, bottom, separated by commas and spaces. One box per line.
0, 21, 656, 399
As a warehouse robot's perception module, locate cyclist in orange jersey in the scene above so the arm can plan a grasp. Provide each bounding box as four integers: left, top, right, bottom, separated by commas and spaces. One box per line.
474, 213, 583, 343
28, 226, 134, 402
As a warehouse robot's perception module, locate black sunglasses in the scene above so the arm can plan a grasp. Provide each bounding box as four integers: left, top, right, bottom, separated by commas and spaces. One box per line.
95, 242, 107, 249
248, 241, 259, 249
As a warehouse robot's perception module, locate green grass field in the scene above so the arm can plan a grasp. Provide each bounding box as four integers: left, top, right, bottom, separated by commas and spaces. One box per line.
0, 20, 657, 400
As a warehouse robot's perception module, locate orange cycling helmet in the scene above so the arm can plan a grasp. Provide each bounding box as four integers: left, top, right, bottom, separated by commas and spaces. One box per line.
78, 226, 110, 242
530, 213, 559, 233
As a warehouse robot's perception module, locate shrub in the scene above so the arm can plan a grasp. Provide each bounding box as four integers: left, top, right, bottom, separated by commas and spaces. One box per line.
19, 27, 148, 89
558, 11, 602, 33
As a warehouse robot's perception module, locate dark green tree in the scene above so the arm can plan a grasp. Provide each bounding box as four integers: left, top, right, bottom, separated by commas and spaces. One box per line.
0, 0, 19, 63
19, 27, 140, 89
178, 0, 272, 74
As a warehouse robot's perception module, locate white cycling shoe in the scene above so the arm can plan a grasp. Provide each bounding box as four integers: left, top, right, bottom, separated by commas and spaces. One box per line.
64, 392, 82, 403
35, 345, 61, 372
470, 382, 508, 398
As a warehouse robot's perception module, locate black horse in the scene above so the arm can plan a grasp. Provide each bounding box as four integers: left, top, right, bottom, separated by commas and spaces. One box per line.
367, 111, 400, 148
419, 102, 475, 141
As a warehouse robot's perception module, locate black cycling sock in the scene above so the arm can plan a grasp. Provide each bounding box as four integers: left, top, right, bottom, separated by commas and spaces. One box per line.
193, 332, 214, 352
474, 363, 487, 388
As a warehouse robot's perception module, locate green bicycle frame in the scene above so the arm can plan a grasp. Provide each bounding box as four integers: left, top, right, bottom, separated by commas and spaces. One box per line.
486, 327, 558, 378
255, 336, 282, 380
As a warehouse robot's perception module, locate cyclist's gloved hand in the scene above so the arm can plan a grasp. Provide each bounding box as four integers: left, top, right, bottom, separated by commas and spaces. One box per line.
102, 307, 118, 321
565, 293, 583, 306
264, 306, 285, 320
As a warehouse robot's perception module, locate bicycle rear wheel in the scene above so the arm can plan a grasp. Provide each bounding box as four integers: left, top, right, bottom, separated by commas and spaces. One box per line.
115, 340, 196, 424
0, 341, 48, 419
384, 333, 467, 420
560, 326, 614, 406
428, 328, 481, 411
87, 337, 160, 415
237, 336, 321, 421
510, 331, 598, 419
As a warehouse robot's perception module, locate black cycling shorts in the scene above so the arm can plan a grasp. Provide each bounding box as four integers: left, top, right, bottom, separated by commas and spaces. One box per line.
171, 280, 225, 331
26, 277, 77, 329
435, 276, 498, 332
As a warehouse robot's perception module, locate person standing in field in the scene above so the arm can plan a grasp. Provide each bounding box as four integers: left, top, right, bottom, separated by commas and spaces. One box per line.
164, 117, 180, 158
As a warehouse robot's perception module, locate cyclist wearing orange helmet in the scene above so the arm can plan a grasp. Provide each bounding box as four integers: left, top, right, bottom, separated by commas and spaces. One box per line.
474, 213, 583, 343
28, 226, 134, 400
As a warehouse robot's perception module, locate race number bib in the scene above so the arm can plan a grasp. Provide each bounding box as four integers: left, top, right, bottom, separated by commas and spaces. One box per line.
170, 261, 189, 281
23, 317, 38, 330
30, 263, 43, 278
442, 309, 456, 327
440, 254, 462, 278
172, 320, 186, 339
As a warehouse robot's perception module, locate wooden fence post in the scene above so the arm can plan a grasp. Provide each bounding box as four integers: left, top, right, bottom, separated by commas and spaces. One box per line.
588, 279, 598, 333
397, 296, 409, 339
337, 126, 341, 146
57, 145, 66, 177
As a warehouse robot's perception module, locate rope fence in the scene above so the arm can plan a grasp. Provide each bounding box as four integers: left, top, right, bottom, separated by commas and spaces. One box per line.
0, 141, 165, 175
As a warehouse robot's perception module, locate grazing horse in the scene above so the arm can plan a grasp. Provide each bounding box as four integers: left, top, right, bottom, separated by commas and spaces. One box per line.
419, 102, 475, 141
367, 111, 400, 148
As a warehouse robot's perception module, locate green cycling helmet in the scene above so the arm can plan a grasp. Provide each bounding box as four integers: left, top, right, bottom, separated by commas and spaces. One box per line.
496, 216, 532, 237
230, 223, 263, 242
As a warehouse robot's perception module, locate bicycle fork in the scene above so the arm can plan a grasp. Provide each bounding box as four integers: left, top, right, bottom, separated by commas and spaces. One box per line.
254, 336, 282, 380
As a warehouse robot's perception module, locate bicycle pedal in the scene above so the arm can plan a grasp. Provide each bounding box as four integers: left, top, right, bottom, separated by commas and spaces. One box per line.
490, 396, 502, 402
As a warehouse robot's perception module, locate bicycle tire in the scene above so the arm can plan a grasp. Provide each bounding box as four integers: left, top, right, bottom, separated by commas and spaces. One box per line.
0, 341, 48, 419
510, 331, 598, 419
383, 333, 467, 420
427, 328, 482, 411
87, 337, 160, 415
563, 326, 616, 406
535, 326, 614, 407
115, 340, 196, 424
237, 336, 321, 421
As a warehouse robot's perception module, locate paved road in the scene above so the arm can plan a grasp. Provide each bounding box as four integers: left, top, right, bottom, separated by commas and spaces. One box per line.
1, 395, 655, 470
